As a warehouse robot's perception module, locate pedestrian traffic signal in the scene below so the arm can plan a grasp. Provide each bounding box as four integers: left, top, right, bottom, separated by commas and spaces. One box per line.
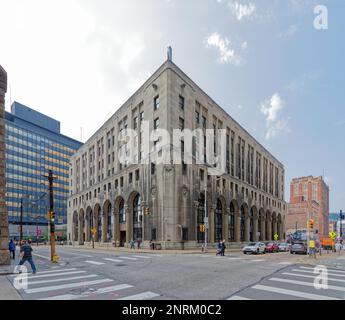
144, 207, 150, 215
199, 224, 206, 233
309, 219, 314, 229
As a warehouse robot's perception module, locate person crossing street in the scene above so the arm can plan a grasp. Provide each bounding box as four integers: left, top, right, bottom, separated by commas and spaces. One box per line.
18, 240, 37, 274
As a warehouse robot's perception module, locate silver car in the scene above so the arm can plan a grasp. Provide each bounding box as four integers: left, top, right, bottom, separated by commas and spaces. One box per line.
278, 242, 290, 252
242, 242, 266, 255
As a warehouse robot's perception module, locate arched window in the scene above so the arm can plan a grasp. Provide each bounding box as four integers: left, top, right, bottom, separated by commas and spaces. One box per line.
107, 204, 112, 241
133, 194, 142, 241
240, 206, 245, 242
215, 200, 223, 242
73, 212, 78, 241
250, 208, 254, 242
197, 194, 205, 243
228, 203, 235, 242
119, 199, 125, 223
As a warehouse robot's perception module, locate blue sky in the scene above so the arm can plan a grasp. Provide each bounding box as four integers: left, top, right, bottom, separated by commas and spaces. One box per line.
0, 0, 344, 211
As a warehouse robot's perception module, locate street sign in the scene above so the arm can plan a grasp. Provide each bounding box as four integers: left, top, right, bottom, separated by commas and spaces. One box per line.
274, 234, 279, 241
330, 231, 337, 240
309, 240, 315, 248
91, 228, 97, 235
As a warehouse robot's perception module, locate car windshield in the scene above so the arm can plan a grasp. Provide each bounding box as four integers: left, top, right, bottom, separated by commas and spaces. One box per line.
280, 243, 287, 246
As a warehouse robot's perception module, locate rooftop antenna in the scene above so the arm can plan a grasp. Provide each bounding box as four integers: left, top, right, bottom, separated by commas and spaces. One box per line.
167, 46, 172, 61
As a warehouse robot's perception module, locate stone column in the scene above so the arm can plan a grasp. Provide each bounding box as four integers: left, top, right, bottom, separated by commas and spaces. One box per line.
266, 218, 272, 241
209, 206, 215, 244
261, 217, 266, 241
223, 210, 229, 242
273, 219, 278, 239
78, 214, 83, 245
253, 215, 259, 242
245, 216, 250, 242
235, 211, 241, 243
125, 205, 132, 244
113, 207, 120, 246
85, 213, 91, 242
193, 201, 199, 242
0, 65, 9, 267
102, 209, 107, 242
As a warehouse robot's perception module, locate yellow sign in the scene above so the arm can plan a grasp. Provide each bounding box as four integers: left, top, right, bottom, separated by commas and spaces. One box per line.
330, 231, 337, 240
309, 240, 315, 248
274, 234, 279, 241
52, 255, 59, 263
91, 228, 97, 235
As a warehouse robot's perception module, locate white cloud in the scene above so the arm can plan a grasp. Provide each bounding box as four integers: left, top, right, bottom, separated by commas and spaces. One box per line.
241, 41, 248, 50
228, 1, 256, 21
260, 93, 290, 140
278, 25, 299, 38
205, 32, 244, 66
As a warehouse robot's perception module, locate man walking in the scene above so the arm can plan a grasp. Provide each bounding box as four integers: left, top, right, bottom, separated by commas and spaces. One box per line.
9, 239, 16, 260
221, 240, 226, 256
18, 240, 37, 274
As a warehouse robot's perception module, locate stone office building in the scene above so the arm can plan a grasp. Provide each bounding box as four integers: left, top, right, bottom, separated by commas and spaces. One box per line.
68, 52, 287, 249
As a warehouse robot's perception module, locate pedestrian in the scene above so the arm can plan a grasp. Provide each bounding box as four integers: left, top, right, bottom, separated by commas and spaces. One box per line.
18, 240, 37, 274
221, 240, 226, 256
130, 239, 135, 249
137, 239, 141, 249
216, 240, 222, 256
9, 239, 16, 260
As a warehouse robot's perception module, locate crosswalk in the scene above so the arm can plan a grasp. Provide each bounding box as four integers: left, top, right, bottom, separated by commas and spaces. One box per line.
9, 265, 161, 300
227, 265, 345, 300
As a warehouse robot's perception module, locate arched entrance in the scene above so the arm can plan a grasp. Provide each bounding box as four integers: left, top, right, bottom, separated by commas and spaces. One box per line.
132, 194, 142, 241
116, 196, 126, 246
103, 201, 112, 242
73, 211, 78, 242
266, 211, 271, 241
249, 207, 255, 242
228, 201, 236, 242
94, 204, 102, 242
79, 209, 85, 245
240, 205, 247, 242
215, 199, 223, 242
197, 194, 205, 243
86, 207, 93, 242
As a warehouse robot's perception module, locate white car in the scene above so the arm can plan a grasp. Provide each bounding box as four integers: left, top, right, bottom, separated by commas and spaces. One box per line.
242, 242, 266, 255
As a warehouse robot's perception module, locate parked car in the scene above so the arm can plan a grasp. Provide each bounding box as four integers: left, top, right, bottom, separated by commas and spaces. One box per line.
290, 242, 307, 255
265, 242, 279, 253
278, 242, 291, 252
242, 242, 266, 254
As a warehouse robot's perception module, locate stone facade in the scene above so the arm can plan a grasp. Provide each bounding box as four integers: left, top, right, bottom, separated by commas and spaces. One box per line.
67, 58, 287, 249
0, 65, 10, 265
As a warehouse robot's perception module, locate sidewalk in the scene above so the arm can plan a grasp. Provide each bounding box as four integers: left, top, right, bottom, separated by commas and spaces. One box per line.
0, 276, 22, 300
61, 244, 242, 255
297, 250, 345, 269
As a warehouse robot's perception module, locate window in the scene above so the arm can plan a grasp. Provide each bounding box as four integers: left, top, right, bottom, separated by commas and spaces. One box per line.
154, 118, 159, 130
179, 95, 185, 110
140, 111, 144, 123
135, 169, 140, 181
115, 179, 118, 189
195, 111, 200, 124
179, 117, 185, 130
200, 169, 204, 181
151, 163, 156, 175
133, 117, 138, 130
129, 172, 133, 184
182, 228, 188, 241
120, 177, 124, 187
154, 96, 160, 110
119, 199, 125, 223
202, 116, 207, 129
182, 162, 187, 175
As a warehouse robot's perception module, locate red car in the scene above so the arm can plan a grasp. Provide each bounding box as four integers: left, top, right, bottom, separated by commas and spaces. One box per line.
265, 242, 279, 253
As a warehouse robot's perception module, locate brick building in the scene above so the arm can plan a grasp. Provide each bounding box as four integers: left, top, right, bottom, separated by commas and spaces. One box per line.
286, 176, 329, 236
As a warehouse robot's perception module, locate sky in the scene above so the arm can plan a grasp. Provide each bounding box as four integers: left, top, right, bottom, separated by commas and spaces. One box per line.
0, 0, 344, 212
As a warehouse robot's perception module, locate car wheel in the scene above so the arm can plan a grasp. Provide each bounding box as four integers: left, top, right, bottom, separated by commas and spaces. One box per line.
257, 249, 260, 254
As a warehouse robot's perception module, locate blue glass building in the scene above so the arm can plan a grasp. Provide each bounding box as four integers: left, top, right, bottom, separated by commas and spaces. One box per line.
5, 102, 82, 237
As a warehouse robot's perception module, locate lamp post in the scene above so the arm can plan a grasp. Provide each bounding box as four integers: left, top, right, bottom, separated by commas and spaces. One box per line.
340, 210, 343, 240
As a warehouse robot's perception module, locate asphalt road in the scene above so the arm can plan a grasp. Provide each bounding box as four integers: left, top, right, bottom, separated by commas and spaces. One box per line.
6, 246, 345, 300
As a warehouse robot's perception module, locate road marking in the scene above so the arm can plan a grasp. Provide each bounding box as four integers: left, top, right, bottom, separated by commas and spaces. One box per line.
85, 260, 105, 265
299, 266, 345, 274
227, 295, 252, 300
11, 268, 78, 277
26, 271, 86, 279
28, 274, 98, 285
33, 253, 51, 260
133, 255, 151, 259
40, 284, 133, 300
24, 279, 114, 294
291, 269, 345, 278
269, 277, 345, 292
118, 291, 160, 300
252, 284, 339, 300
282, 272, 345, 283
104, 258, 123, 263
118, 256, 138, 261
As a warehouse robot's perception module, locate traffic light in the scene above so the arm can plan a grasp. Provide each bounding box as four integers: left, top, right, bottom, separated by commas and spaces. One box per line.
309, 219, 314, 229
199, 224, 205, 233
144, 207, 150, 215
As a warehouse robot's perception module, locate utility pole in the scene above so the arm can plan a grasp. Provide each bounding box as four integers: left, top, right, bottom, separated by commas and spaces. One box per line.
307, 210, 310, 256
204, 183, 208, 253
43, 170, 59, 263
340, 210, 343, 239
